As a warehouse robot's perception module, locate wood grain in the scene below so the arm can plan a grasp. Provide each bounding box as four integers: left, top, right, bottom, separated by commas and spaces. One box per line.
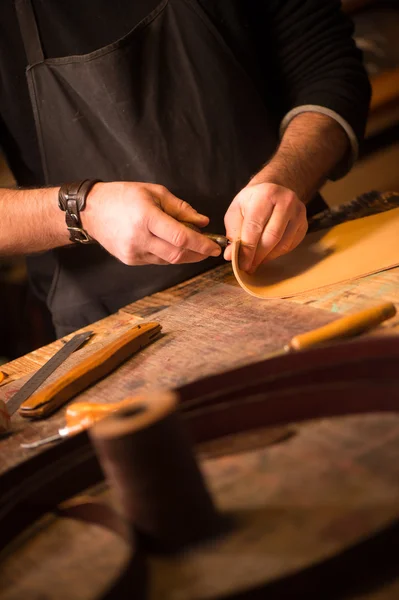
3, 263, 399, 384
2, 415, 399, 600
0, 283, 337, 472
1, 309, 142, 379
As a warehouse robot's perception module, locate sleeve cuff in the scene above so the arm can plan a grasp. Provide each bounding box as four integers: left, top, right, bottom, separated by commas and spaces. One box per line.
279, 105, 359, 181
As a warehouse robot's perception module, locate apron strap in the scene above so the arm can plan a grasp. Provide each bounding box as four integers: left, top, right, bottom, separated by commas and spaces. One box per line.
15, 0, 44, 65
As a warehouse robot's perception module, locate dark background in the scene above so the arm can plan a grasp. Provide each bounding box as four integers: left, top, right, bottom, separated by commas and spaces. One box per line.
1, 0, 399, 362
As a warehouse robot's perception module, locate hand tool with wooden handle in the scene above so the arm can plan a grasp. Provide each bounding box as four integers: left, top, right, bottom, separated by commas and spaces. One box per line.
19, 322, 162, 420
21, 302, 396, 448
21, 396, 147, 447
285, 301, 396, 351
223, 301, 395, 366
6, 330, 93, 418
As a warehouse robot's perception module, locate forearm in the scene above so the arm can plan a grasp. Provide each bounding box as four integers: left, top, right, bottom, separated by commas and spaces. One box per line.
0, 182, 220, 265
254, 0, 371, 177
250, 112, 349, 203
0, 187, 69, 254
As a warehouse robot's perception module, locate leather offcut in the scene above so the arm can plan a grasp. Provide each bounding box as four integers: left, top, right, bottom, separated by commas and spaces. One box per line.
232, 207, 399, 298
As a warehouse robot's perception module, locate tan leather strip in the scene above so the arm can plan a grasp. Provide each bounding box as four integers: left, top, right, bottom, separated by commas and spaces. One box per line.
232, 208, 399, 298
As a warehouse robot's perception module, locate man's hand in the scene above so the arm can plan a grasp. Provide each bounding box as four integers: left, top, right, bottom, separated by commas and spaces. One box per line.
82, 181, 221, 265
224, 112, 351, 273
224, 181, 307, 273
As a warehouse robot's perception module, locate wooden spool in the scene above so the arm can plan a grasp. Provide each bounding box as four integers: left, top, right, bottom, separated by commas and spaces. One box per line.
89, 391, 226, 554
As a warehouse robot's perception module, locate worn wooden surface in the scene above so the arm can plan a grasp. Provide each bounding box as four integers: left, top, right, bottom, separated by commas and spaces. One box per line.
2, 263, 399, 472
3, 263, 399, 380
1, 263, 399, 599
150, 416, 399, 599
0, 282, 338, 471
0, 486, 130, 600
1, 418, 399, 599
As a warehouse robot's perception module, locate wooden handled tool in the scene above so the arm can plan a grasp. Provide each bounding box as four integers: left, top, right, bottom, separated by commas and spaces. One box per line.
21, 302, 396, 448
7, 331, 93, 417
0, 371, 11, 389
287, 301, 396, 351
19, 322, 161, 420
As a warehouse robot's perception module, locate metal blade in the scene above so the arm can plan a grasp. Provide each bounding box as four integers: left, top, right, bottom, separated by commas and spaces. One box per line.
21, 433, 64, 449
6, 330, 93, 416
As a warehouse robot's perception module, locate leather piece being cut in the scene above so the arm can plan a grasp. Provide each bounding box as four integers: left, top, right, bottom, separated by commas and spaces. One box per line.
232, 208, 399, 298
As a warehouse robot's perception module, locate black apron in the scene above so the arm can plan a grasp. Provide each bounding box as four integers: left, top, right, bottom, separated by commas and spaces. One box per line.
16, 0, 324, 336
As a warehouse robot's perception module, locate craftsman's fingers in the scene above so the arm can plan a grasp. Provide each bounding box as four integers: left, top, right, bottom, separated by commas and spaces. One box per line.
223, 243, 233, 262
146, 235, 213, 264
83, 181, 220, 267
148, 207, 221, 258
247, 203, 291, 272
225, 184, 280, 272
249, 220, 308, 274
148, 185, 220, 258
224, 195, 245, 242
250, 202, 307, 272
155, 186, 209, 228
134, 253, 169, 266
225, 182, 307, 272
252, 211, 308, 272
224, 187, 274, 269
249, 218, 295, 273
265, 221, 308, 264
223, 200, 242, 262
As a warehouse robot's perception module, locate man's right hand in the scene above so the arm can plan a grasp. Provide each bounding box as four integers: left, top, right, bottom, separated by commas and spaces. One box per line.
82, 181, 221, 265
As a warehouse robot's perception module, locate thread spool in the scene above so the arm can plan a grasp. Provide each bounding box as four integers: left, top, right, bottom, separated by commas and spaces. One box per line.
90, 391, 226, 554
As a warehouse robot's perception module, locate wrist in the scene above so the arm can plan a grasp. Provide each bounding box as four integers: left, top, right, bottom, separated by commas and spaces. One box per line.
249, 112, 351, 203
79, 181, 103, 236
48, 187, 72, 244
248, 163, 307, 204
58, 179, 101, 243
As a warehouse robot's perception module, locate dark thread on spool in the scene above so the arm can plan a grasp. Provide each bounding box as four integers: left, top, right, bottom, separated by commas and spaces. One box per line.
90, 393, 229, 555
117, 405, 147, 419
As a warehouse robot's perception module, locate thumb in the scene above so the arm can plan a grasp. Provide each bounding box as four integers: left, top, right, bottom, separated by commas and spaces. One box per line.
160, 190, 209, 227
224, 198, 244, 240
223, 198, 243, 261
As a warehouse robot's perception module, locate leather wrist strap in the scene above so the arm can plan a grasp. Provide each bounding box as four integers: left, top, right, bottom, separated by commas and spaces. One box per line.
58, 179, 101, 244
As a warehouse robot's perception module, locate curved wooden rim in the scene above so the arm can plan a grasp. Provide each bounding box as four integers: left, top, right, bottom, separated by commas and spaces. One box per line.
2, 335, 399, 597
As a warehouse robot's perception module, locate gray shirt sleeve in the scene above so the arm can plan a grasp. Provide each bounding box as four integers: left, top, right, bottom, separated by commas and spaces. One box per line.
280, 105, 359, 181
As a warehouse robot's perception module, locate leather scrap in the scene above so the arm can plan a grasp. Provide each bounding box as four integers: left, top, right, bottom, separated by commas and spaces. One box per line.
232, 208, 399, 298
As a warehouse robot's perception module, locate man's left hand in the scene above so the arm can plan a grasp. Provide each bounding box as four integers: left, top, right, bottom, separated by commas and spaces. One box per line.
224, 181, 308, 273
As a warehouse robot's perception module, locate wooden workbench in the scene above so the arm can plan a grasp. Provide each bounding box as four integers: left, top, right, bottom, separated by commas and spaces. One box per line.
1, 262, 399, 599
3, 261, 399, 381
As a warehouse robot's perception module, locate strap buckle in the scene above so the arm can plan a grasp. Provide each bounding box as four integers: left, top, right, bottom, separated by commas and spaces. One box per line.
58, 180, 100, 244
67, 225, 92, 244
